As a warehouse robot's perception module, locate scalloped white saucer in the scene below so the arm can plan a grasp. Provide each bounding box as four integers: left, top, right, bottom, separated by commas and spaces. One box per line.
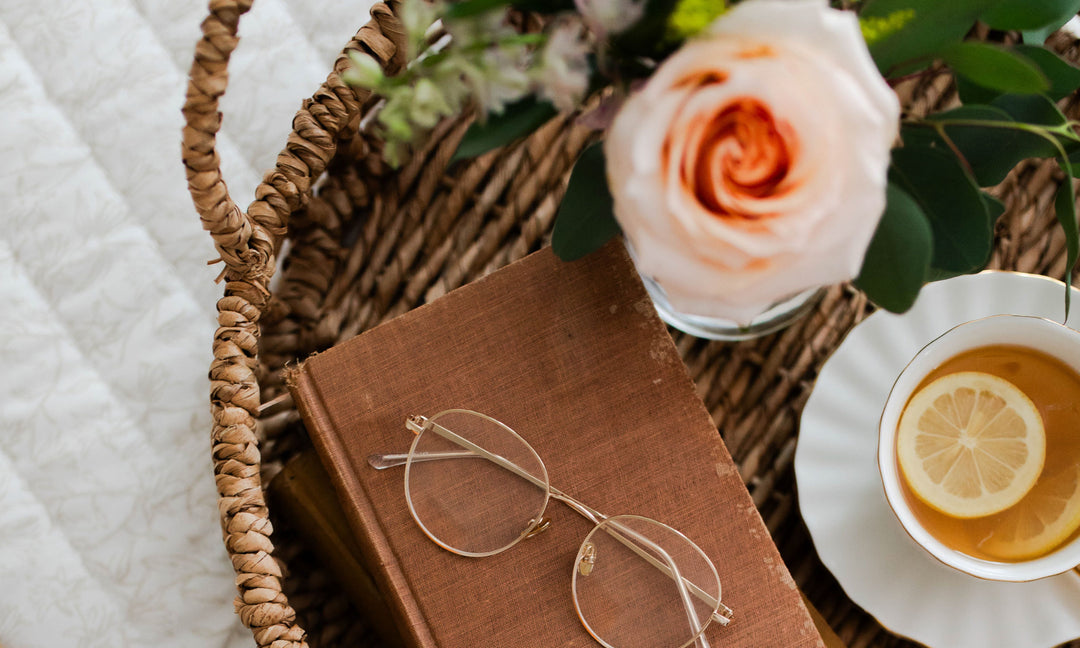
796, 271, 1080, 648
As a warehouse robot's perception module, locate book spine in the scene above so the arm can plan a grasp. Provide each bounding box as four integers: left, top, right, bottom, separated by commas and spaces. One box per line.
288, 362, 437, 648
266, 451, 409, 648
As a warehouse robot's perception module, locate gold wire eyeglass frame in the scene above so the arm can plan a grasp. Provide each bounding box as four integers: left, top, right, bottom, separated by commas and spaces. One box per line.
368, 409, 734, 648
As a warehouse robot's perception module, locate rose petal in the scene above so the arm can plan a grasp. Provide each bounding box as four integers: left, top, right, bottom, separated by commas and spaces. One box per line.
710, 0, 899, 131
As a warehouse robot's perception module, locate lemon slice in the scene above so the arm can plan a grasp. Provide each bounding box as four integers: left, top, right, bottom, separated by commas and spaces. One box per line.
980, 465, 1080, 560
897, 371, 1045, 519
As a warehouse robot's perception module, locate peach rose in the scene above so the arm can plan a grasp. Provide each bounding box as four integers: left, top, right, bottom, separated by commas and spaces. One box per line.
606, 0, 900, 325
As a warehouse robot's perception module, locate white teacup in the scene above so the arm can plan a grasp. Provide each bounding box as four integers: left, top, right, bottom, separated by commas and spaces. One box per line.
878, 314, 1080, 581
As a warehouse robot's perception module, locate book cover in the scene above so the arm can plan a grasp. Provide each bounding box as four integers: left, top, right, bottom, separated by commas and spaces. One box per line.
287, 241, 825, 647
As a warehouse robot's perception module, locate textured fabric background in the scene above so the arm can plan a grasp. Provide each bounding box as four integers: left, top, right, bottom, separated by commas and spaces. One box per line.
0, 1, 373, 645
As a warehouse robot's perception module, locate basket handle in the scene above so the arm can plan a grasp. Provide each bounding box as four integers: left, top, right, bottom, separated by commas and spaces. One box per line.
182, 0, 406, 292
181, 2, 407, 647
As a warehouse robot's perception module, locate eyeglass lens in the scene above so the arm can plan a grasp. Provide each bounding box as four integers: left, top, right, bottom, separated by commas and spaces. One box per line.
405, 410, 549, 556
573, 515, 721, 648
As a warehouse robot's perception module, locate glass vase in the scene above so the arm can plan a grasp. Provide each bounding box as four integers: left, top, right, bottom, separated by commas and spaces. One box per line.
637, 273, 824, 341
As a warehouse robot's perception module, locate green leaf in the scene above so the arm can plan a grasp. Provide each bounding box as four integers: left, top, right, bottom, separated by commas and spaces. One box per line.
1023, 27, 1056, 46
912, 104, 1060, 186
956, 76, 1002, 105
1014, 45, 1080, 100
855, 183, 934, 313
889, 147, 995, 278
992, 93, 1080, 152
992, 92, 1070, 127
941, 42, 1048, 95
923, 102, 1016, 125
922, 191, 1007, 282
551, 143, 621, 261
1055, 161, 1079, 314
1065, 147, 1080, 175
981, 191, 1007, 222
453, 97, 558, 162
860, 0, 991, 75
982, 0, 1080, 31
960, 45, 1080, 103
1024, 20, 1077, 45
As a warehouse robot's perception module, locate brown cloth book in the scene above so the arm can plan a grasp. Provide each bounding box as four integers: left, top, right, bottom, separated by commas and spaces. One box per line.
287, 242, 826, 648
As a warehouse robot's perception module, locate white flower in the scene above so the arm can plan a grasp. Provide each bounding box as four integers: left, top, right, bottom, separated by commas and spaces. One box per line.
472, 47, 534, 113
605, 0, 900, 324
442, 9, 534, 114
412, 79, 454, 128
400, 0, 444, 58
574, 0, 646, 37
537, 21, 591, 111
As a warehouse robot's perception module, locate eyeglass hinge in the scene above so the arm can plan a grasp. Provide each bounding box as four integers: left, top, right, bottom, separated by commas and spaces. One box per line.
524, 516, 551, 539
405, 414, 428, 435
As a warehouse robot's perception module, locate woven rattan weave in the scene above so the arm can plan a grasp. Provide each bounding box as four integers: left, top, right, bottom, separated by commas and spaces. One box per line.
181, 2, 1080, 646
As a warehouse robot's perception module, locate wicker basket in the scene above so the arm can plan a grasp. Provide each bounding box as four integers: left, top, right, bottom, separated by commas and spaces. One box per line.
181, 2, 1080, 646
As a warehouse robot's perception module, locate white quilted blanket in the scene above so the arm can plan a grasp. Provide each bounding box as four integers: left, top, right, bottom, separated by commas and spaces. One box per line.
0, 1, 373, 645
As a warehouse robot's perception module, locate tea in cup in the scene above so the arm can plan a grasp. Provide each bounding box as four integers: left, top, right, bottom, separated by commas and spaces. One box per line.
878, 314, 1080, 581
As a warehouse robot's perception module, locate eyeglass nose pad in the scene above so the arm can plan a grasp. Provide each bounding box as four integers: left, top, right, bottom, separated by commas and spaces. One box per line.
524, 516, 551, 539
577, 542, 597, 576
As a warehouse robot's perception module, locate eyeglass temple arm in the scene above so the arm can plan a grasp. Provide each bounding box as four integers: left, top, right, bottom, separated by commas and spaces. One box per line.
368, 450, 478, 469
371, 416, 733, 630
368, 414, 519, 469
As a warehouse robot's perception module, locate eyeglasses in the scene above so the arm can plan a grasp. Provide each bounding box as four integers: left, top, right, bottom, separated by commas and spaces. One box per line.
368, 409, 734, 648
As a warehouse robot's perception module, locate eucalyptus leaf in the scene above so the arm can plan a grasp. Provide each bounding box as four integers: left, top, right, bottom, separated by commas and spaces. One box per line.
981, 191, 1007, 222
1023, 14, 1077, 46
992, 93, 1070, 127
924, 102, 1015, 126
855, 183, 934, 313
1023, 27, 1056, 47
914, 104, 1060, 186
453, 97, 558, 162
960, 45, 1080, 103
551, 143, 621, 261
1013, 45, 1080, 101
941, 42, 1048, 95
955, 76, 1001, 105
889, 146, 995, 277
982, 0, 1080, 31
860, 0, 989, 75
924, 192, 1007, 282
